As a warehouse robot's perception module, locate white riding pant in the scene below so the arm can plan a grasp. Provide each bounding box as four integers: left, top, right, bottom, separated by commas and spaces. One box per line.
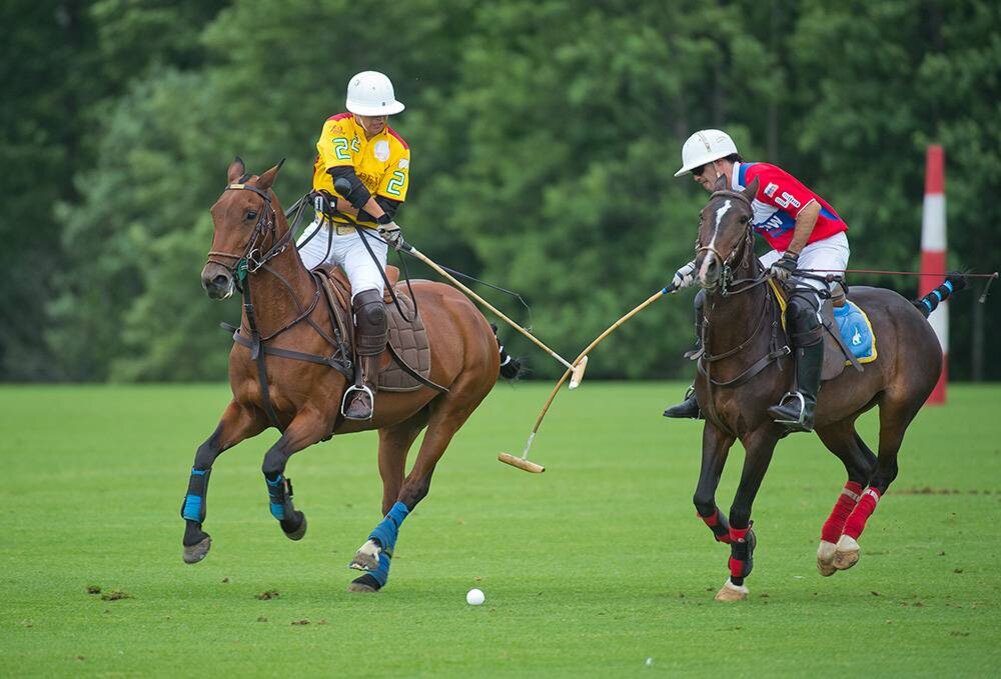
296, 218, 388, 301
759, 231, 850, 314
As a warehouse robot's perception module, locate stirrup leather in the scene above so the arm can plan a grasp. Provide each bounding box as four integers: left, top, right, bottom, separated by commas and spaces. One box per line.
341, 384, 375, 420
772, 391, 806, 426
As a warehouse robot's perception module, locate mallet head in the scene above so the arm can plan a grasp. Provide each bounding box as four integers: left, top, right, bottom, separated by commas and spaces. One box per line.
498, 453, 545, 473
568, 355, 588, 390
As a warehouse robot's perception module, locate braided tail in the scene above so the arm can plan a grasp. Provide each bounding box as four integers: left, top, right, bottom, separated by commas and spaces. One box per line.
491, 324, 524, 380
913, 273, 967, 318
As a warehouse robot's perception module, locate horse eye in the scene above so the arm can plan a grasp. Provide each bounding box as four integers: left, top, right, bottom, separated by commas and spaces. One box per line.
740, 215, 749, 223
246, 210, 257, 220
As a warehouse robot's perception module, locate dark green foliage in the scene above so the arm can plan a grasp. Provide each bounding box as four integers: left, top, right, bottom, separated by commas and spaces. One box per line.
4, 0, 999, 381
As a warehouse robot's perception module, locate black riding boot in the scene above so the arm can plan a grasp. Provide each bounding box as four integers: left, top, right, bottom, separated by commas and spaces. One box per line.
663, 384, 702, 419
343, 290, 387, 421
767, 340, 823, 432
664, 290, 705, 419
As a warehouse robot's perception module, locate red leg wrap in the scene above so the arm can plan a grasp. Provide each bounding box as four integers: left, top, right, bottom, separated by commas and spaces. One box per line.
821, 481, 863, 543
698, 510, 731, 543
728, 556, 745, 578
842, 487, 881, 540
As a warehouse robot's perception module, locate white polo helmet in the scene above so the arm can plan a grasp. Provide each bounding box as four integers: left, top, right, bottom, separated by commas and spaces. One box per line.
674, 129, 739, 177
345, 71, 405, 116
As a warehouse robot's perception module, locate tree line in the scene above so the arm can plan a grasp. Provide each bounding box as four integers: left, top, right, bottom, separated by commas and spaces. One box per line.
2, 0, 998, 382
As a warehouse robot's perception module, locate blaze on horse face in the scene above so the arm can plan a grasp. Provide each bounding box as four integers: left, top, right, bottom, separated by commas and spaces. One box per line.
694, 175, 758, 290
201, 157, 284, 300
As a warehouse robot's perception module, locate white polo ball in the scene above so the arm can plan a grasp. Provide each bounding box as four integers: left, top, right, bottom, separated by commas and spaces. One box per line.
466, 588, 485, 606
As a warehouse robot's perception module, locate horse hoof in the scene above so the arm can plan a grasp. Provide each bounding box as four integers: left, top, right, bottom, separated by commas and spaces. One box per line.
714, 578, 749, 602
817, 540, 838, 577
347, 573, 382, 593
183, 536, 212, 564
282, 512, 307, 541
833, 535, 860, 570
349, 539, 381, 572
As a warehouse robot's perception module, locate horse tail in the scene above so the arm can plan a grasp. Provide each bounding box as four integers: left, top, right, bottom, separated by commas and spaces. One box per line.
491, 324, 525, 380
912, 272, 967, 318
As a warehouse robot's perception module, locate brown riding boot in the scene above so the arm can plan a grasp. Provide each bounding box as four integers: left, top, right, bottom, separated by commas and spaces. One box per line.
342, 290, 387, 421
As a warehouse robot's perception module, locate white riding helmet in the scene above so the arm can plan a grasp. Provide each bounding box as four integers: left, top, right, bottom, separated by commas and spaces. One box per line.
674, 129, 739, 177
345, 71, 405, 117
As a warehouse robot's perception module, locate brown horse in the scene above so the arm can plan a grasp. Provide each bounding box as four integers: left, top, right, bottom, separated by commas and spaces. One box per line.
689, 175, 963, 601
181, 158, 516, 592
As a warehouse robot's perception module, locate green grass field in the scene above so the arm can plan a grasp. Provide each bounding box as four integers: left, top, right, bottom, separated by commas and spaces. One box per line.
3, 382, 1000, 677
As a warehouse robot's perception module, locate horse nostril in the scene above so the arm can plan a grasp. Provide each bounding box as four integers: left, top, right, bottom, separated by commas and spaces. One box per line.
212, 274, 229, 289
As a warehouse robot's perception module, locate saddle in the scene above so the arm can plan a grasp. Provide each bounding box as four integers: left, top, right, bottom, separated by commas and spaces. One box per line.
315, 264, 446, 393
767, 280, 876, 381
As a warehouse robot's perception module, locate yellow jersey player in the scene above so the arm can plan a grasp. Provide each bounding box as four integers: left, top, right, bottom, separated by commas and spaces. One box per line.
298, 70, 411, 420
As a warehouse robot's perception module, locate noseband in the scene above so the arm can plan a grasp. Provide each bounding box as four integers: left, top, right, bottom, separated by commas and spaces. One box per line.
696, 189, 758, 295
206, 180, 291, 287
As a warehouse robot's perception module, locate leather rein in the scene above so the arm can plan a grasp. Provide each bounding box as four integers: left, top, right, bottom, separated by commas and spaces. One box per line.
207, 181, 352, 430
695, 190, 791, 429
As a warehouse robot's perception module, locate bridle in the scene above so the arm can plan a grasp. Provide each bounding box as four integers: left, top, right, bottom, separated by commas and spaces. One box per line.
695, 189, 765, 296
206, 179, 293, 287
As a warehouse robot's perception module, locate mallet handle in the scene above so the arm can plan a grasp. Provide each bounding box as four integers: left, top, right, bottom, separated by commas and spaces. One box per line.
408, 247, 575, 371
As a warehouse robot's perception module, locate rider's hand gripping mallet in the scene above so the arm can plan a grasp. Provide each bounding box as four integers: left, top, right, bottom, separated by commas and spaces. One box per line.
498, 283, 678, 473
332, 179, 588, 387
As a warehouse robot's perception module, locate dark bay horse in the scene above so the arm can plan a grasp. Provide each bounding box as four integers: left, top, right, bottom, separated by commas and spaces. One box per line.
689, 175, 961, 601
181, 158, 515, 592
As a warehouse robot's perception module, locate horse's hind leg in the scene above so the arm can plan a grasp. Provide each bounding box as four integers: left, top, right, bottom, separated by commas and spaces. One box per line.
814, 422, 877, 575
181, 401, 266, 564
349, 389, 486, 593
835, 399, 918, 570
260, 406, 330, 541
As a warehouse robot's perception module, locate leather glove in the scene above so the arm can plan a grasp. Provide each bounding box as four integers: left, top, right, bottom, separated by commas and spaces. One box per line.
672, 260, 697, 290
377, 221, 404, 250
770, 251, 799, 281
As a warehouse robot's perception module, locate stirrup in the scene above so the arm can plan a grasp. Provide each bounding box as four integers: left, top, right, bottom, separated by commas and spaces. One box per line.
341, 384, 375, 420
771, 391, 806, 426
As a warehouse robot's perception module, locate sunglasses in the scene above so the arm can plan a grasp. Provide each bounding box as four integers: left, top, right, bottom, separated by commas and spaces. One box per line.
692, 164, 707, 177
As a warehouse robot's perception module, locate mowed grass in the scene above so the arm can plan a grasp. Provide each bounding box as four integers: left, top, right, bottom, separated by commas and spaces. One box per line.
2, 382, 1000, 677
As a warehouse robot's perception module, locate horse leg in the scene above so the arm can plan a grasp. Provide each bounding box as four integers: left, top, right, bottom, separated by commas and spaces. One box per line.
693, 423, 736, 545
814, 422, 877, 575
181, 401, 266, 564
260, 406, 330, 541
348, 393, 482, 593
715, 429, 779, 602
835, 402, 913, 570
377, 412, 429, 515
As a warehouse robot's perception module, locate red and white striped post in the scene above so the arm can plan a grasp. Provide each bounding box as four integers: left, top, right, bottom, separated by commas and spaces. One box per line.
920, 145, 947, 404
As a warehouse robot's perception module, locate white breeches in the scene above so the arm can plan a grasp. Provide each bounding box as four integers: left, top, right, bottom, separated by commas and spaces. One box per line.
759, 232, 850, 307
296, 218, 388, 301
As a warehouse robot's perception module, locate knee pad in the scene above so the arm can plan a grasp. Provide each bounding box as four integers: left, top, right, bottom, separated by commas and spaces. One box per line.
787, 294, 823, 347
353, 289, 388, 355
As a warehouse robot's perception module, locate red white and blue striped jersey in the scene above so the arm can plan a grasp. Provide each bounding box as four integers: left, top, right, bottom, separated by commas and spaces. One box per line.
731, 161, 848, 252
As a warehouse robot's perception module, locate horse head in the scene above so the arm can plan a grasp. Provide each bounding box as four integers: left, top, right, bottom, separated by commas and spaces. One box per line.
694, 174, 758, 291
202, 157, 285, 299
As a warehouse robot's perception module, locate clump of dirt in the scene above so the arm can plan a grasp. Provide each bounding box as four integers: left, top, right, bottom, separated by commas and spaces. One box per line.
86, 585, 101, 595
101, 590, 131, 601
257, 616, 268, 623
291, 619, 310, 626
256, 589, 280, 600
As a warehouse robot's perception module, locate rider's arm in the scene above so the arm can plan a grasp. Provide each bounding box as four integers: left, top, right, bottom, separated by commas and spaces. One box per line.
785, 199, 820, 255
327, 166, 390, 221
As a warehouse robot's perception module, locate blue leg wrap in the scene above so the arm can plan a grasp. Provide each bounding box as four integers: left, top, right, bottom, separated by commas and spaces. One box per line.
181, 468, 210, 522
266, 474, 286, 520
368, 551, 392, 587
369, 502, 410, 552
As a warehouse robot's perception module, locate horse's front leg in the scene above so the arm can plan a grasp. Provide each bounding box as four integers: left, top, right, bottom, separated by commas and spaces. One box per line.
181, 401, 266, 564
693, 423, 736, 544
260, 406, 331, 541
715, 428, 779, 601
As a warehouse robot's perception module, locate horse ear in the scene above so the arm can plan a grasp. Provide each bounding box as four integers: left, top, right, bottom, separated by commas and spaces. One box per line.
227, 156, 245, 184
255, 159, 285, 191
714, 173, 728, 191
743, 177, 759, 201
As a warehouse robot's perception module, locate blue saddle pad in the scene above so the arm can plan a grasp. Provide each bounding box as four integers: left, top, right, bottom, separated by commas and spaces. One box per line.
833, 301, 876, 363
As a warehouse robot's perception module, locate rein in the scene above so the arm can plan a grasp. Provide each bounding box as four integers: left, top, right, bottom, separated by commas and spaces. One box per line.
208, 181, 352, 430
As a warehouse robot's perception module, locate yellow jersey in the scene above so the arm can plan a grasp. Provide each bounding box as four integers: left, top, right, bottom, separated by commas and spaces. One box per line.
312, 112, 411, 227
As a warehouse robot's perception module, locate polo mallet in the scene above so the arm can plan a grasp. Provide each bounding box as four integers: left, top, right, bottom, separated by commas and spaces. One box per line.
332, 178, 587, 386
498, 282, 678, 473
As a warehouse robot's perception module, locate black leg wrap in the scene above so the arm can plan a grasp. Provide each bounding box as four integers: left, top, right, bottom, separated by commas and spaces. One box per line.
351, 572, 383, 591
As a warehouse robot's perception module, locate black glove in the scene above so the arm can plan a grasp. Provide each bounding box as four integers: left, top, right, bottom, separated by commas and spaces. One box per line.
770, 251, 799, 281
